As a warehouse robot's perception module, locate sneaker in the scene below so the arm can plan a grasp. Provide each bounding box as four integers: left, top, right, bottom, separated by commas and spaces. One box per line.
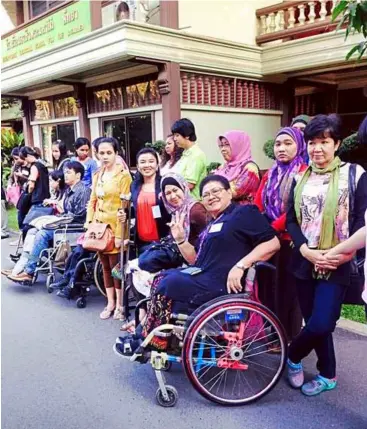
113, 338, 142, 358
50, 278, 69, 291
287, 359, 304, 388
56, 286, 72, 299
301, 375, 337, 396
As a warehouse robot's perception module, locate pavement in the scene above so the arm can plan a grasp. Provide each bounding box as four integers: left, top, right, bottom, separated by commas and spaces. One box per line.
1, 236, 367, 429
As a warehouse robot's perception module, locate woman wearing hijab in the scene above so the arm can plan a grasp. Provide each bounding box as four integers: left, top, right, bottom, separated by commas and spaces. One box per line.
255, 127, 307, 342
215, 130, 260, 204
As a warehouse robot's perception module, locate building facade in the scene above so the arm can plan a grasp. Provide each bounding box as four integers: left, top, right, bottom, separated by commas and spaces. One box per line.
2, 0, 366, 168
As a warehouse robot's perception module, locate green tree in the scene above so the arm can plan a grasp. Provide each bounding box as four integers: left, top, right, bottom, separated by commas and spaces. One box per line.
1, 129, 24, 165
332, 0, 367, 60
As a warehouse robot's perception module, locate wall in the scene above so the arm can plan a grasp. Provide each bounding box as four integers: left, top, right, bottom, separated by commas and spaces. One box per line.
181, 108, 281, 169
89, 118, 100, 142
178, 0, 277, 46
154, 109, 163, 140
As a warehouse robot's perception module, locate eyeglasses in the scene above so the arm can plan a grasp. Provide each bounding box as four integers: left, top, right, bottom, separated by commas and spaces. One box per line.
218, 142, 230, 148
201, 187, 225, 200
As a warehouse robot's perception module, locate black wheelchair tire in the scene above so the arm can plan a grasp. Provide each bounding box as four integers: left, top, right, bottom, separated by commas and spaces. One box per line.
93, 258, 106, 297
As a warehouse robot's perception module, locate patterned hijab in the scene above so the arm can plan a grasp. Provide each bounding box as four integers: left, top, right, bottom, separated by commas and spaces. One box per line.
263, 127, 306, 220
215, 131, 252, 182
161, 172, 197, 240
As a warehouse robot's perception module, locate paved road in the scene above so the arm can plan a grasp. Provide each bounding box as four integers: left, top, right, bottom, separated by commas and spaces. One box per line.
1, 237, 367, 429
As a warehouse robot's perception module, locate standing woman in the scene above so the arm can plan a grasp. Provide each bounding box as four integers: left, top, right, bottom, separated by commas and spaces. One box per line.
18, 146, 50, 225
131, 148, 170, 254
52, 140, 70, 171
160, 135, 184, 176
215, 131, 260, 204
286, 114, 367, 396
86, 137, 132, 320
72, 137, 98, 188
255, 127, 307, 341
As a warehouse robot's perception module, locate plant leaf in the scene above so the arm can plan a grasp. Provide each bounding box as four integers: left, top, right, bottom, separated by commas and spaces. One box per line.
346, 44, 361, 60
332, 0, 348, 21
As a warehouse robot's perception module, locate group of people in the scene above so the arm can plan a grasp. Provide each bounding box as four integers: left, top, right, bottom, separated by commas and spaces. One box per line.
2, 114, 367, 399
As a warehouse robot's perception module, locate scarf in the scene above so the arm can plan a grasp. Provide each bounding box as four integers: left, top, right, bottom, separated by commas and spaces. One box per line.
263, 127, 306, 220
294, 156, 341, 251
215, 131, 252, 182
161, 172, 197, 241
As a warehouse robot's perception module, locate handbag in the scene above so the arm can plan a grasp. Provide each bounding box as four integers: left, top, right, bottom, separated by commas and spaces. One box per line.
6, 183, 21, 206
344, 164, 365, 305
54, 241, 72, 267
138, 236, 184, 273
82, 222, 115, 253
23, 205, 54, 225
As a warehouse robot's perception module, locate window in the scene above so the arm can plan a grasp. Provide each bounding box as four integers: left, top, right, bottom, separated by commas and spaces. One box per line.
29, 1, 66, 19
103, 114, 152, 167
41, 122, 76, 163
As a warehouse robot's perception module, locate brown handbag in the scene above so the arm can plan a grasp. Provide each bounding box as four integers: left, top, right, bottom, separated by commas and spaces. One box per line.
82, 223, 115, 253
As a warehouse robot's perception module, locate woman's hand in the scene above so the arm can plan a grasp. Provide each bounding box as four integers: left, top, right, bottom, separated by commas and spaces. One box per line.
43, 199, 53, 207
168, 212, 186, 243
322, 251, 355, 268
117, 209, 127, 223
115, 238, 122, 249
300, 244, 327, 265
227, 265, 247, 294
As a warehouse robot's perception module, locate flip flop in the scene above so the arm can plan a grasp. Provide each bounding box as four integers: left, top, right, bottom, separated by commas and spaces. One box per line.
120, 320, 136, 333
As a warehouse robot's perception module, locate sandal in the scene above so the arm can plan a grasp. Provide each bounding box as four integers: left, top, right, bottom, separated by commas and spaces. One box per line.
120, 320, 136, 333
100, 306, 115, 320
113, 307, 125, 321
1, 269, 12, 277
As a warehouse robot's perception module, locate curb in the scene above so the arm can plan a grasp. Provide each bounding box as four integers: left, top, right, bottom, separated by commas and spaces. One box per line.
337, 317, 367, 337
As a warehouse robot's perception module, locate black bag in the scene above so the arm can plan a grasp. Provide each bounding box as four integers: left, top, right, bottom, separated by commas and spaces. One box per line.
16, 191, 32, 217
344, 164, 365, 305
138, 236, 184, 273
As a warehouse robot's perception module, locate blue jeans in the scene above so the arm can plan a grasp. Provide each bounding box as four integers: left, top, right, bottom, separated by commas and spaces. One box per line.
24, 229, 54, 275
288, 278, 346, 379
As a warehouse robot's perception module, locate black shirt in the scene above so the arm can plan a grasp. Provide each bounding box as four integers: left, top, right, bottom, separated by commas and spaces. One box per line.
31, 161, 50, 204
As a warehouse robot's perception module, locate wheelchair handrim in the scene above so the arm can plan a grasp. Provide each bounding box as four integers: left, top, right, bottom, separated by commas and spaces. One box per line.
183, 301, 287, 405
93, 258, 106, 297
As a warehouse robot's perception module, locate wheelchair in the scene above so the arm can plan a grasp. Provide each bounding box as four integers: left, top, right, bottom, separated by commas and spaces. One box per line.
119, 262, 287, 407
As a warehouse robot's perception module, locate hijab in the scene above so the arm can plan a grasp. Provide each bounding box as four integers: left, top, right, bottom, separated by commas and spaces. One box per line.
263, 127, 306, 220
215, 131, 252, 182
161, 172, 197, 240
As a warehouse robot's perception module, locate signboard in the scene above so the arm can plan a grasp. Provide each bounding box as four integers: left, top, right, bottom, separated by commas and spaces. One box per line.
2, 1, 92, 65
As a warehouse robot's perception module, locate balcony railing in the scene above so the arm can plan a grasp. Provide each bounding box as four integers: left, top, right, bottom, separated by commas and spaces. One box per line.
256, 0, 339, 45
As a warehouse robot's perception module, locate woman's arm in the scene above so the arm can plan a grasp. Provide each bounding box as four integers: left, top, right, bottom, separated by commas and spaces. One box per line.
254, 172, 268, 212
227, 236, 280, 293
85, 174, 98, 228
27, 165, 39, 193
233, 162, 260, 201
326, 226, 365, 257
169, 212, 197, 264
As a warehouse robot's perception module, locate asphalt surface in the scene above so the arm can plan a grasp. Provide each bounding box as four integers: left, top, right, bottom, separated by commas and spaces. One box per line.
1, 236, 367, 429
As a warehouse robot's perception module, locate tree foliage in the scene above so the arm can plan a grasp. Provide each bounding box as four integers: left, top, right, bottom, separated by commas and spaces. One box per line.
332, 0, 367, 60
1, 129, 24, 165
1, 97, 20, 110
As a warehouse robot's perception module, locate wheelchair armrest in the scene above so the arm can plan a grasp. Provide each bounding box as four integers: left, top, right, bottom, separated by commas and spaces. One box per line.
65, 224, 85, 230
253, 261, 276, 271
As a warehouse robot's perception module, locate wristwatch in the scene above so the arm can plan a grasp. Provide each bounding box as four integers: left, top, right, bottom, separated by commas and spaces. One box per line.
235, 262, 246, 271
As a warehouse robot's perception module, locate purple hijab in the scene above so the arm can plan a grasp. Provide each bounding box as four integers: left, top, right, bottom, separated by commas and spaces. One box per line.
263, 127, 306, 220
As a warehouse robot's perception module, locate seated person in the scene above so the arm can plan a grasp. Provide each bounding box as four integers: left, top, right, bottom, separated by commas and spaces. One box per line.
114, 175, 280, 357
8, 161, 91, 283
2, 170, 67, 278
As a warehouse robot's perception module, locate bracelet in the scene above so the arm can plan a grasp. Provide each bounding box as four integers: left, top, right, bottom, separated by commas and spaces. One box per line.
176, 240, 186, 246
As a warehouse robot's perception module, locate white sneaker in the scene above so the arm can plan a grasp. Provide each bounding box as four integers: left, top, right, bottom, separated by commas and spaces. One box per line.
362, 290, 367, 304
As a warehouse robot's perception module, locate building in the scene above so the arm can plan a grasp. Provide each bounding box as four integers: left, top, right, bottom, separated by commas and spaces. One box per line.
2, 0, 367, 168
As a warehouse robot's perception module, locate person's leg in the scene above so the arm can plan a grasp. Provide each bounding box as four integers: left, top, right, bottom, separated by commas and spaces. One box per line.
98, 252, 116, 319
109, 254, 124, 319
24, 229, 54, 275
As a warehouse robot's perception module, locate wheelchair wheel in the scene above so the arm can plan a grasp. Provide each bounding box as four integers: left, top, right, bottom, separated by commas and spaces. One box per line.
93, 258, 106, 297
182, 298, 287, 406
155, 385, 178, 407
76, 297, 87, 309
46, 274, 55, 293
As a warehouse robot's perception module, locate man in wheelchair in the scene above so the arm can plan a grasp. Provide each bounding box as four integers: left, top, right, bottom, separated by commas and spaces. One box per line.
114, 175, 280, 358
8, 161, 91, 284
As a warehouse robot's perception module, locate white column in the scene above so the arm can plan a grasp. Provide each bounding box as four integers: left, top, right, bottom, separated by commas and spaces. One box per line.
269, 12, 276, 33
308, 2, 316, 23
278, 10, 285, 31
288, 7, 296, 28
298, 4, 306, 26
320, 0, 328, 20
260, 15, 267, 35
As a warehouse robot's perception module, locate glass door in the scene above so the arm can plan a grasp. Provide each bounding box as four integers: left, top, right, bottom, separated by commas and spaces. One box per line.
40, 122, 76, 164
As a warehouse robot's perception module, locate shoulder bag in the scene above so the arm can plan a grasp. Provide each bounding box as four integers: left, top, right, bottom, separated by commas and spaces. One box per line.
82, 222, 115, 253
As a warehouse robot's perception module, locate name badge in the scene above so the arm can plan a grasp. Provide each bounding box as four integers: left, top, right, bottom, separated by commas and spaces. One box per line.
152, 205, 162, 219
96, 189, 105, 198
209, 223, 223, 233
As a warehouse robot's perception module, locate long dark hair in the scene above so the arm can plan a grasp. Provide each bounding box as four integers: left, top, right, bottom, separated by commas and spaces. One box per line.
160, 135, 184, 168
19, 146, 39, 160
132, 147, 161, 191
50, 170, 66, 199
52, 140, 69, 169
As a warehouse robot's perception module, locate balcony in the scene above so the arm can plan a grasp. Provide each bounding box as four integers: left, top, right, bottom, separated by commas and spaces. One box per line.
256, 0, 338, 45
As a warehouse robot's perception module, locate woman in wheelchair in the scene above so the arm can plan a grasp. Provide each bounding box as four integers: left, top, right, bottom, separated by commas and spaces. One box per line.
114, 175, 280, 357
8, 161, 91, 284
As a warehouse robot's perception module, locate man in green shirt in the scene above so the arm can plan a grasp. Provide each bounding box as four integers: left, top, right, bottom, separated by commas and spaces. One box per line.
171, 118, 207, 199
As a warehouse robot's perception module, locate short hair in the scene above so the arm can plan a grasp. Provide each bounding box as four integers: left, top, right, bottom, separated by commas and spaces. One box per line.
136, 147, 159, 164
11, 147, 20, 157
74, 137, 91, 150
19, 146, 39, 160
171, 118, 197, 142
304, 114, 342, 144
200, 174, 230, 197
64, 160, 85, 180
94, 136, 119, 153
52, 139, 67, 158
